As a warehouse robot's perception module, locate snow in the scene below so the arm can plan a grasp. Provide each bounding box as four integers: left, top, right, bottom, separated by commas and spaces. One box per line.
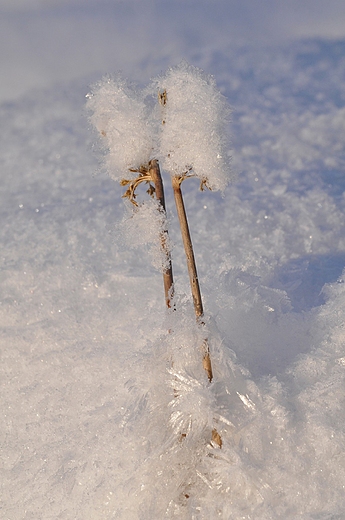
1, 3, 345, 519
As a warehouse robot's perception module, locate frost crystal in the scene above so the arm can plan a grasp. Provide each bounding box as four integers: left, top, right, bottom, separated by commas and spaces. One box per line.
120, 199, 172, 272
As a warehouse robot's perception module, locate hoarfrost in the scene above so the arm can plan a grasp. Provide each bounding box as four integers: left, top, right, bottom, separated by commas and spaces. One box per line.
119, 198, 172, 272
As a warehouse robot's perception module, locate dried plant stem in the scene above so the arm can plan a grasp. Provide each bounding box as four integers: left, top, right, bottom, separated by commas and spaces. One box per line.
172, 175, 221, 447
149, 159, 174, 309
171, 175, 213, 383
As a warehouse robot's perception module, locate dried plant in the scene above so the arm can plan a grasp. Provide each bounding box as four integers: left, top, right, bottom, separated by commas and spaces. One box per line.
87, 64, 231, 455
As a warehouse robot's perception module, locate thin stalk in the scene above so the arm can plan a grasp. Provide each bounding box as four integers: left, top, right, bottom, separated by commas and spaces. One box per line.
171, 175, 213, 383
149, 159, 174, 309
172, 175, 221, 448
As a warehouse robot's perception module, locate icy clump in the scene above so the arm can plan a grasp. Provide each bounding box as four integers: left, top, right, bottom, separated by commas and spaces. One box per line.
151, 61, 232, 191
86, 75, 154, 179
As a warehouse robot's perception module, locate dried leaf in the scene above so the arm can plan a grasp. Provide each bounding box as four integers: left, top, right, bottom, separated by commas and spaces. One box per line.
212, 428, 222, 448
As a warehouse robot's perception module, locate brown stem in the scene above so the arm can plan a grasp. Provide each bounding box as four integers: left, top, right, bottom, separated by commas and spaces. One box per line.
172, 176, 203, 317
172, 175, 213, 382
149, 159, 174, 309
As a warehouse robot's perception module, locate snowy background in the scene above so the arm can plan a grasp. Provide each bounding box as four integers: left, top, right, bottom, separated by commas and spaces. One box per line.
1, 1, 345, 518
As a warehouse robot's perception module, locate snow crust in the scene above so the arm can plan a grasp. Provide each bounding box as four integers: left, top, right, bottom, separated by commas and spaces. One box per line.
1, 40, 345, 519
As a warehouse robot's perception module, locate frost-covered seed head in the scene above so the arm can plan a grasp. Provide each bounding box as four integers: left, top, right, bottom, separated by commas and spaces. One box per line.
150, 61, 232, 191
86, 75, 154, 181
87, 64, 232, 192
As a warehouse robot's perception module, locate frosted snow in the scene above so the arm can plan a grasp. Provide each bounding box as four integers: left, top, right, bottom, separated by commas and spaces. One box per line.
1, 39, 345, 519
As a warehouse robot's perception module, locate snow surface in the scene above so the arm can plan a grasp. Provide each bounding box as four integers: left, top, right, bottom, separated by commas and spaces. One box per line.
1, 12, 345, 520
2, 0, 345, 103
